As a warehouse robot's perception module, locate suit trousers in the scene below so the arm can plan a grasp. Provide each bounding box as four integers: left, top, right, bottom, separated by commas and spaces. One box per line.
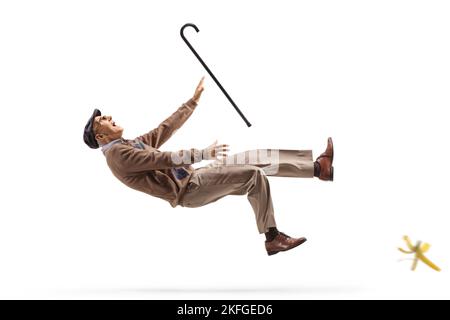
179, 149, 314, 234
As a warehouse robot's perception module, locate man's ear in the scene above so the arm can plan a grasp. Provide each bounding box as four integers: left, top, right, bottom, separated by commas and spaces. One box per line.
95, 133, 104, 141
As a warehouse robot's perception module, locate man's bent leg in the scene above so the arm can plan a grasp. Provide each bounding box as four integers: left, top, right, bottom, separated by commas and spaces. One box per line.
180, 165, 276, 234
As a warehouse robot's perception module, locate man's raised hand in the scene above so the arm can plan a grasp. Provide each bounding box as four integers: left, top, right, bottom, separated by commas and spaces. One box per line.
202, 140, 230, 160
192, 76, 205, 104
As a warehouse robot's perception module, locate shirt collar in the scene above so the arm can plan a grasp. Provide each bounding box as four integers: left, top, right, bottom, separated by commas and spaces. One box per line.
101, 138, 123, 153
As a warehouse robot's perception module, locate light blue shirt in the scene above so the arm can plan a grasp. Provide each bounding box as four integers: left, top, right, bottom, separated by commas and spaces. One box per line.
101, 138, 123, 153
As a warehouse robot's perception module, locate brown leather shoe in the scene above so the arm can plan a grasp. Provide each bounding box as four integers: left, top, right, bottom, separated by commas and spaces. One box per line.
265, 232, 307, 256
316, 137, 334, 181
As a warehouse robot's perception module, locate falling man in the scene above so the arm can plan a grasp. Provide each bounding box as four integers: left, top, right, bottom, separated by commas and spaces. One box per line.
83, 77, 334, 256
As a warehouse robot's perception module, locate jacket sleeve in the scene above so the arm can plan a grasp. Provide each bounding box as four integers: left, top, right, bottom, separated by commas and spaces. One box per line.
111, 144, 202, 174
138, 99, 198, 149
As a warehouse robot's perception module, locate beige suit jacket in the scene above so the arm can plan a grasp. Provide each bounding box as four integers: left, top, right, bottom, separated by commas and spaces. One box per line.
102, 99, 201, 207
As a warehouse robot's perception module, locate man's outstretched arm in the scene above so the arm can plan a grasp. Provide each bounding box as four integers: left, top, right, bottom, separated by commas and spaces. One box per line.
138, 77, 205, 148
110, 140, 229, 175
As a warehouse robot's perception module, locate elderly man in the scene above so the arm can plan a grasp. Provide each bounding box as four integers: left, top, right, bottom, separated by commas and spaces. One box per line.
83, 77, 334, 256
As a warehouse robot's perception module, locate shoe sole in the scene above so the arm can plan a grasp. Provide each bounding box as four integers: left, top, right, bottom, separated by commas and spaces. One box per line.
330, 137, 334, 181
267, 238, 308, 256
328, 137, 334, 163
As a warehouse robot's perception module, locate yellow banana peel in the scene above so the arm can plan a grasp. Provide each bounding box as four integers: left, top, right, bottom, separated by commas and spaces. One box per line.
403, 235, 416, 251
417, 252, 441, 272
420, 243, 431, 253
398, 247, 413, 254
411, 257, 419, 271
399, 236, 441, 272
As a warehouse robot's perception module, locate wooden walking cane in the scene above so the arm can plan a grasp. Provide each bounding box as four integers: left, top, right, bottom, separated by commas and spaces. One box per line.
180, 23, 252, 127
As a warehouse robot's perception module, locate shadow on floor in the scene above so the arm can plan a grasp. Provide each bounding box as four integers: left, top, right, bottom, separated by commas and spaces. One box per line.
70, 285, 365, 295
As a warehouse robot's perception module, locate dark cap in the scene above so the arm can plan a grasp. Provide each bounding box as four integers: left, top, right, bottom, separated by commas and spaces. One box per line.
83, 109, 102, 149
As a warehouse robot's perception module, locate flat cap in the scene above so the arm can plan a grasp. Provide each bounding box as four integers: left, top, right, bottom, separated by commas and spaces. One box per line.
83, 109, 101, 149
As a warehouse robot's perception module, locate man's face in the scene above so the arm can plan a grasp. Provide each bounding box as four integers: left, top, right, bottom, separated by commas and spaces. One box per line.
93, 115, 124, 144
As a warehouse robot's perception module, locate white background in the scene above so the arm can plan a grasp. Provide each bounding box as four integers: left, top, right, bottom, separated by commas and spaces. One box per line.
0, 0, 449, 299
